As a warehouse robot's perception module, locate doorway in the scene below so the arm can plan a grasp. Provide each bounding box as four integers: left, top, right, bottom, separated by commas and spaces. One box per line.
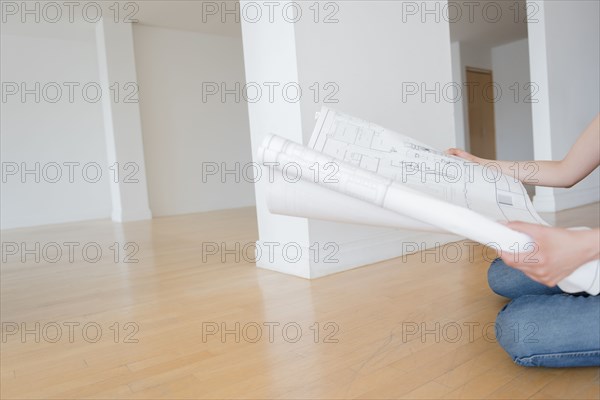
466, 67, 496, 160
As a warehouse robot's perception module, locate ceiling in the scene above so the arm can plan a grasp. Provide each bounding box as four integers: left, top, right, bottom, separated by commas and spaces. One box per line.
449, 0, 529, 46
136, 0, 529, 44
133, 1, 241, 37
136, 0, 529, 45
0, 1, 242, 39
2, 0, 528, 46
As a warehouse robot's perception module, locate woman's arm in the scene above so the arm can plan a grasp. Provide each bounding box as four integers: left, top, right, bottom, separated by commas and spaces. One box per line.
447, 113, 600, 188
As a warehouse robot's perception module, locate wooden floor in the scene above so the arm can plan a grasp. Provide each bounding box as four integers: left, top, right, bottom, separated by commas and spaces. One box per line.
1, 204, 599, 399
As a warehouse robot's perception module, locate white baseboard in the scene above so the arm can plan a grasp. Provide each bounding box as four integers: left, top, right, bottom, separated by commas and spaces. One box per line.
112, 207, 152, 222
533, 185, 599, 212
256, 230, 462, 279
254, 240, 312, 279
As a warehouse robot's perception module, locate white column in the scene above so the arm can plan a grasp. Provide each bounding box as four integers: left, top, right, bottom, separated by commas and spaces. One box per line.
241, 5, 312, 278
96, 18, 152, 222
527, 0, 557, 212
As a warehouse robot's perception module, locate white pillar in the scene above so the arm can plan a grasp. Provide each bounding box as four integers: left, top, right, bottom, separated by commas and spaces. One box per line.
96, 18, 152, 222
241, 7, 311, 278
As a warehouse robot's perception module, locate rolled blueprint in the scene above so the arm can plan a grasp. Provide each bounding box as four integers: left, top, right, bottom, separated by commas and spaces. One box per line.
266, 174, 441, 232
258, 133, 599, 295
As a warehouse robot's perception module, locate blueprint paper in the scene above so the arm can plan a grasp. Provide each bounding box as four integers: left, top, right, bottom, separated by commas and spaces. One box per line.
308, 108, 547, 226
257, 107, 599, 295
266, 174, 440, 232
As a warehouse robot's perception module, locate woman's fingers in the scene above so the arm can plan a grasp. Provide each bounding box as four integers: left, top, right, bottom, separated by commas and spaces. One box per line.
445, 148, 478, 162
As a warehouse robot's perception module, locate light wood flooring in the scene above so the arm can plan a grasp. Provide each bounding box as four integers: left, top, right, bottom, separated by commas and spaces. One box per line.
1, 203, 599, 399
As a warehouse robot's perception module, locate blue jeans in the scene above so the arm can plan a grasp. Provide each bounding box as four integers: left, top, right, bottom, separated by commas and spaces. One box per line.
488, 258, 600, 367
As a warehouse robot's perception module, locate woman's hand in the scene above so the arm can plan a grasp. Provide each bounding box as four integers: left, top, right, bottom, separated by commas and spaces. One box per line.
501, 222, 600, 287
445, 148, 484, 164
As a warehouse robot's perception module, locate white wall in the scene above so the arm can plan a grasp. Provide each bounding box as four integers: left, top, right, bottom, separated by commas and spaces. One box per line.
491, 38, 534, 162
0, 30, 111, 229
528, 0, 600, 211
132, 24, 254, 216
2, 19, 255, 229
295, 3, 457, 149
296, 1, 460, 277
459, 42, 492, 72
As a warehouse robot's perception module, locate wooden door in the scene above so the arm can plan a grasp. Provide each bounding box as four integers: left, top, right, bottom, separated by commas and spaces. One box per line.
466, 68, 496, 159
